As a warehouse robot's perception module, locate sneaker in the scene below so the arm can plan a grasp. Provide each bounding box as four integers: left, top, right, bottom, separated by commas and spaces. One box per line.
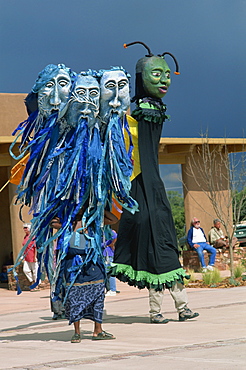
202, 267, 207, 272
60, 312, 66, 319
150, 314, 169, 324
52, 313, 59, 320
207, 265, 214, 271
105, 290, 117, 296
179, 307, 199, 321
56, 313, 66, 320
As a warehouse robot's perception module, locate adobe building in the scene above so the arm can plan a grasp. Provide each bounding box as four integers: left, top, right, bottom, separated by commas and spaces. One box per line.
0, 93, 245, 268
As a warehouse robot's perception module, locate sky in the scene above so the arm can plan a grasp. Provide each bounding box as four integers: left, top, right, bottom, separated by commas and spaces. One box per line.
1, 0, 246, 192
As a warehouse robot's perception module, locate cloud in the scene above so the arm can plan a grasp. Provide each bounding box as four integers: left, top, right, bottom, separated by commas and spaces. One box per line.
159, 165, 183, 193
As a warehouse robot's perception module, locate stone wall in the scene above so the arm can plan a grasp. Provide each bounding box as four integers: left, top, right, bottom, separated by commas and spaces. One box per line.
182, 245, 246, 272
7, 263, 50, 291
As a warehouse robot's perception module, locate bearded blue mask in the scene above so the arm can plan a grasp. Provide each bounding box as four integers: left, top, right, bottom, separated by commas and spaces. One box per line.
99, 67, 130, 122
66, 73, 100, 128
32, 64, 76, 119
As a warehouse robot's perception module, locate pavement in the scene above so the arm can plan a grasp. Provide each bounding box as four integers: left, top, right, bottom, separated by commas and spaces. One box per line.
0, 271, 246, 370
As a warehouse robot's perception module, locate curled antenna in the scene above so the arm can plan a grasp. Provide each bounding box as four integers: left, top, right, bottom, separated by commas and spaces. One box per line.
159, 52, 180, 75
123, 41, 153, 57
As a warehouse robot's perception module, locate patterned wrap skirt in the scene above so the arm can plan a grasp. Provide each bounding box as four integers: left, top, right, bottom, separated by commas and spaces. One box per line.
65, 281, 105, 325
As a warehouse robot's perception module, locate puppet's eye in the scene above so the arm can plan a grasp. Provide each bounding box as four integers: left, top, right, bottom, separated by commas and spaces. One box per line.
90, 89, 99, 97
118, 80, 128, 89
76, 88, 86, 96
105, 82, 116, 89
46, 81, 54, 88
59, 79, 70, 87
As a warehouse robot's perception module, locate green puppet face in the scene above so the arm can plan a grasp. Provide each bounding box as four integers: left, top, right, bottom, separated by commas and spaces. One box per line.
142, 56, 171, 99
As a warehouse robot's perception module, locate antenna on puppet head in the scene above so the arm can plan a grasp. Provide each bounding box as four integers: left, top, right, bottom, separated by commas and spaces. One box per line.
123, 41, 154, 57
158, 52, 180, 75
124, 42, 180, 75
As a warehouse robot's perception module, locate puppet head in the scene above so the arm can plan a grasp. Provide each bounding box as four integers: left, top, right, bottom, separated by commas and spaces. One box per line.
123, 41, 179, 101
136, 56, 171, 99
65, 71, 100, 128
99, 67, 130, 122
32, 64, 76, 119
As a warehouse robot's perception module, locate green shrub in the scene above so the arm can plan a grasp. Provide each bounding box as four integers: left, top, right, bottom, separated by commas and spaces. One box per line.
228, 277, 240, 286
202, 268, 223, 286
184, 268, 195, 285
234, 263, 245, 278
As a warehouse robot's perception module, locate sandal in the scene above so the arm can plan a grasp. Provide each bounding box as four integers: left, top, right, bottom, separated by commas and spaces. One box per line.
30, 288, 39, 292
92, 330, 116, 340
71, 333, 81, 343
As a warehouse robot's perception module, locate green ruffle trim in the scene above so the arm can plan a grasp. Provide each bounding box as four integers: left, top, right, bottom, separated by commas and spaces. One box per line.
111, 263, 187, 291
131, 106, 168, 125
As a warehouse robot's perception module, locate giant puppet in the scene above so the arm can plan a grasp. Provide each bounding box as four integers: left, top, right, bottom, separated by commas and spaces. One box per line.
9, 64, 137, 295
113, 42, 199, 323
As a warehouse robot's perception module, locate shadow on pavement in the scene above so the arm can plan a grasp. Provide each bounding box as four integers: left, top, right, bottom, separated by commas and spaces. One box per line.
0, 329, 93, 342
0, 317, 66, 332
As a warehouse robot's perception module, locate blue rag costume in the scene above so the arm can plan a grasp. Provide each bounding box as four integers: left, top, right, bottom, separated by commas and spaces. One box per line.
9, 66, 138, 296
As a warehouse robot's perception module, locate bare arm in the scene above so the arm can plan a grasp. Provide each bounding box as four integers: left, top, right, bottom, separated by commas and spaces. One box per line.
104, 210, 118, 225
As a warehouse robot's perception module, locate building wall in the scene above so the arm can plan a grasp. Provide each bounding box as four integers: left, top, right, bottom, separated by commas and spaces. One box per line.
182, 151, 232, 237
0, 167, 12, 266
0, 93, 29, 268
0, 93, 27, 136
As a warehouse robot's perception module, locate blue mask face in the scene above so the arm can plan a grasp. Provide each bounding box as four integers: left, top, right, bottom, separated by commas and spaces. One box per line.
37, 68, 72, 119
66, 74, 100, 128
99, 69, 130, 122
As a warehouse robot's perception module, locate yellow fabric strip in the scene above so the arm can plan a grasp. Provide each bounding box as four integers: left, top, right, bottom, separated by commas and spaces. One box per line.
125, 115, 141, 181
66, 279, 104, 287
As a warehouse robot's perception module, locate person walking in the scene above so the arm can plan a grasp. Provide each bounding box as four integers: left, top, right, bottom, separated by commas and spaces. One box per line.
22, 223, 39, 290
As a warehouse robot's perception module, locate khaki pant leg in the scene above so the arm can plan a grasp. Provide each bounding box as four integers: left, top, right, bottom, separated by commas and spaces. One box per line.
169, 281, 188, 313
23, 261, 33, 283
149, 288, 163, 318
33, 262, 38, 282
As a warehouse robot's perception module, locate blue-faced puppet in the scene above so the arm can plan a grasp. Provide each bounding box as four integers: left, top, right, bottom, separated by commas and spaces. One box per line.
66, 72, 100, 129
10, 64, 77, 208
98, 67, 138, 216
34, 64, 73, 120
99, 67, 131, 123
62, 71, 104, 232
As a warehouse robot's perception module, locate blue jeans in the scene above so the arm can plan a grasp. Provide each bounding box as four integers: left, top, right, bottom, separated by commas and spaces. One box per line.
193, 243, 216, 268
106, 256, 116, 292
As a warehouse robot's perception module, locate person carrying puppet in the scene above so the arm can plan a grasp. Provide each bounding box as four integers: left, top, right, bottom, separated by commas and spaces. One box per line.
113, 42, 199, 323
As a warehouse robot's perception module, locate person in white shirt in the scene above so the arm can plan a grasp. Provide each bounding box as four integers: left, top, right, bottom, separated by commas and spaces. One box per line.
187, 217, 217, 272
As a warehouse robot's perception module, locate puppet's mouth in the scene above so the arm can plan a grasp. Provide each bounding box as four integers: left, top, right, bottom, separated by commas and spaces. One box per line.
111, 108, 120, 115
158, 87, 167, 94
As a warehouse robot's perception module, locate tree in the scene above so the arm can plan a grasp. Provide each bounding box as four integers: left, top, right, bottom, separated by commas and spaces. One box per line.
233, 187, 246, 222
167, 190, 185, 241
183, 136, 246, 277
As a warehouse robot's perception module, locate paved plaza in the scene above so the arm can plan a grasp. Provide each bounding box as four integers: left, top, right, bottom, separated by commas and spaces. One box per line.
0, 275, 246, 370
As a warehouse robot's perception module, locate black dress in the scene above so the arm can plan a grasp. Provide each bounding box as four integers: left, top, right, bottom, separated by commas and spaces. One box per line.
113, 99, 186, 290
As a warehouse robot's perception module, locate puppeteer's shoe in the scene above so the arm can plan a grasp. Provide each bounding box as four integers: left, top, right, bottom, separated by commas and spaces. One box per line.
150, 314, 169, 324
105, 290, 117, 296
179, 307, 199, 321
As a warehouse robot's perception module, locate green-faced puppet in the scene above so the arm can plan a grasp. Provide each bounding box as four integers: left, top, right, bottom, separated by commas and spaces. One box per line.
124, 41, 179, 103
140, 56, 171, 99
